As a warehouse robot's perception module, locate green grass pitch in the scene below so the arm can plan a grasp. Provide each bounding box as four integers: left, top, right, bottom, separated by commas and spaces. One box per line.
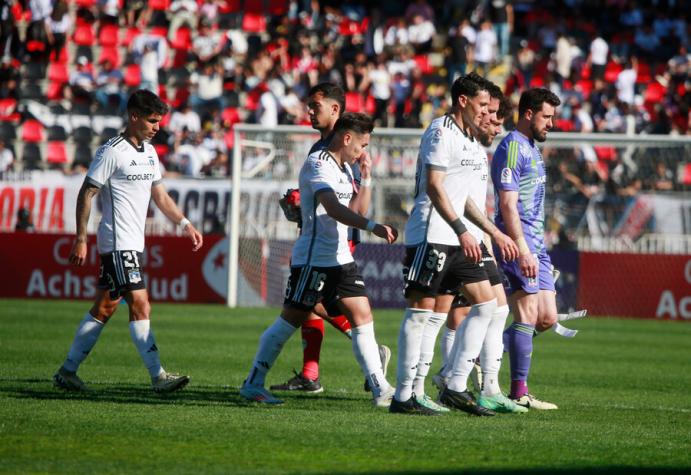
1, 298, 690, 474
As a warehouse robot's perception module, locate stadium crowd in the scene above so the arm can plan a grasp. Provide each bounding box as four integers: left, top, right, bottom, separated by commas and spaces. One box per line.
0, 1, 688, 198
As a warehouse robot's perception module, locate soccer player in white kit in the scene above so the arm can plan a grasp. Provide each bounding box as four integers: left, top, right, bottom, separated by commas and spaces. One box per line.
240, 112, 398, 406
391, 74, 517, 416
53, 90, 203, 393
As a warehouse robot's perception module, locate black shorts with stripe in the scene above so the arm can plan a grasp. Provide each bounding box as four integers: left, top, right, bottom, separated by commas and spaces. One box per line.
451, 243, 502, 308
284, 262, 368, 314
98, 251, 146, 299
403, 242, 489, 298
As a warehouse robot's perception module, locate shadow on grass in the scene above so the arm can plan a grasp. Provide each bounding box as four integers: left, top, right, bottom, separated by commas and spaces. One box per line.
0, 378, 361, 409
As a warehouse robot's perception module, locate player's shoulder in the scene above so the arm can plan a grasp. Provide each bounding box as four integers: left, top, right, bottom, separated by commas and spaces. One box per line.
305, 149, 335, 170
103, 135, 129, 152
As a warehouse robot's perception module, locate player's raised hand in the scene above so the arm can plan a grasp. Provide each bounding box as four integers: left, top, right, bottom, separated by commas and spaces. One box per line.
519, 252, 538, 279
459, 232, 482, 263
69, 238, 88, 266
492, 230, 519, 261
373, 224, 398, 243
357, 151, 372, 179
184, 223, 204, 251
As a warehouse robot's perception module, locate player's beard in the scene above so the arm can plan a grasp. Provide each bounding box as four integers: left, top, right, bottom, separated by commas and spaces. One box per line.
531, 122, 548, 142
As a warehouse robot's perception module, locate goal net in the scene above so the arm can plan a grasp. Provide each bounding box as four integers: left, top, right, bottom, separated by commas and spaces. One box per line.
227, 124, 691, 307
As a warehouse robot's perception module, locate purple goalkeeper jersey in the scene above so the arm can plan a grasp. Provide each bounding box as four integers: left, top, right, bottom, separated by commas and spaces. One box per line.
490, 130, 547, 254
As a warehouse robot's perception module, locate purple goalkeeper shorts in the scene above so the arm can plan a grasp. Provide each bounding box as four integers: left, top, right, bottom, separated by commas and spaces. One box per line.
498, 250, 555, 295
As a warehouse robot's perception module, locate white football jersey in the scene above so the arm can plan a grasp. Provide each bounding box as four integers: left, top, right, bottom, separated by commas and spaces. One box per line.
462, 138, 490, 242
86, 135, 162, 254
405, 114, 478, 246
291, 149, 356, 267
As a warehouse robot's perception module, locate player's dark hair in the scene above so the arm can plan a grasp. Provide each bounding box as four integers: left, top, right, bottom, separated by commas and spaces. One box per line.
127, 89, 169, 116
309, 82, 346, 117
497, 95, 513, 120
451, 72, 488, 105
333, 112, 374, 135
518, 88, 561, 117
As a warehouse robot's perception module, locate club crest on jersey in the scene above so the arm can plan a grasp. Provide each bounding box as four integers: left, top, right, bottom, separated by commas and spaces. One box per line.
501, 167, 512, 184
431, 128, 442, 144
149, 158, 155, 166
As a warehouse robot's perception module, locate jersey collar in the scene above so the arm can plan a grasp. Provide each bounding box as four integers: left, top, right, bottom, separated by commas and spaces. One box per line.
445, 113, 475, 142
121, 134, 146, 153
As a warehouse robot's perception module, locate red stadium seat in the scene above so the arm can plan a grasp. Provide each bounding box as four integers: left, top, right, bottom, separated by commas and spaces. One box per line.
242, 12, 267, 33
46, 141, 68, 164
576, 79, 593, 99
682, 163, 691, 186
219, 0, 241, 14
171, 26, 192, 51
267, 0, 288, 15
98, 24, 120, 48
555, 119, 575, 132
413, 55, 433, 75
26, 40, 47, 53
604, 61, 622, 83
148, 0, 170, 11
121, 27, 141, 47
48, 63, 69, 84
644, 81, 666, 104
244, 0, 263, 13
73, 24, 95, 47
98, 46, 121, 68
75, 0, 97, 8
365, 94, 376, 115
0, 98, 18, 121
635, 61, 652, 84
46, 81, 65, 101
153, 143, 169, 162
594, 146, 616, 161
149, 26, 169, 39
124, 64, 142, 88
345, 91, 365, 113
22, 119, 45, 143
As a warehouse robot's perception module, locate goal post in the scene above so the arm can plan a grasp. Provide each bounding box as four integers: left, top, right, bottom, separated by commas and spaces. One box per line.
227, 124, 691, 308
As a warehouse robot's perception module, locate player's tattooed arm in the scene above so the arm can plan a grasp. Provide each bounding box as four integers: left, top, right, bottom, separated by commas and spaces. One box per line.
75, 182, 99, 243
69, 181, 99, 265
464, 197, 518, 261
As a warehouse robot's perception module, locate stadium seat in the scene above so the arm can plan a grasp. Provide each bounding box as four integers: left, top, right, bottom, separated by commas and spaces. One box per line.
635, 61, 652, 84
244, 0, 263, 13
682, 163, 691, 186
21, 143, 43, 170
26, 39, 47, 55
153, 143, 169, 162
242, 12, 267, 33
555, 119, 575, 132
345, 92, 365, 113
576, 79, 593, 99
0, 121, 17, 141
413, 55, 433, 75
594, 146, 617, 161
148, 0, 170, 11
121, 27, 141, 47
222, 107, 240, 126
74, 144, 93, 164
604, 61, 622, 83
124, 64, 142, 88
73, 126, 94, 145
267, 0, 288, 15
171, 26, 193, 51
21, 120, 45, 143
75, 0, 97, 7
0, 98, 18, 122
48, 63, 69, 84
46, 141, 68, 165
219, 0, 241, 14
365, 94, 376, 115
644, 81, 666, 104
47, 125, 68, 141
98, 24, 120, 48
149, 26, 169, 39
24, 62, 47, 80
73, 24, 95, 47
98, 46, 121, 68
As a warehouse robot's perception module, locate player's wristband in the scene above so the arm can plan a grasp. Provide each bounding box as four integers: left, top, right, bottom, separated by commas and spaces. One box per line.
515, 237, 531, 255
179, 217, 191, 229
365, 219, 376, 232
360, 177, 372, 187
450, 218, 467, 235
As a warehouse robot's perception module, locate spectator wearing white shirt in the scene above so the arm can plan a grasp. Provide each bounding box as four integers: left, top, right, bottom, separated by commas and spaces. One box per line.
191, 62, 224, 113
28, 0, 53, 45
367, 59, 391, 126
168, 0, 198, 43
407, 14, 435, 53
615, 58, 637, 105
384, 18, 409, 48
555, 33, 573, 83
45, 1, 70, 63
474, 21, 497, 75
169, 103, 202, 136
588, 34, 609, 81
192, 21, 224, 65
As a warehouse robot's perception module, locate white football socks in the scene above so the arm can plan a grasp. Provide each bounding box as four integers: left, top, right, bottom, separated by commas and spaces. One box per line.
245, 317, 297, 387
447, 299, 496, 393
62, 312, 105, 373
129, 319, 164, 379
480, 304, 509, 396
394, 307, 429, 402
412, 312, 446, 396
439, 326, 456, 379
351, 321, 391, 397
